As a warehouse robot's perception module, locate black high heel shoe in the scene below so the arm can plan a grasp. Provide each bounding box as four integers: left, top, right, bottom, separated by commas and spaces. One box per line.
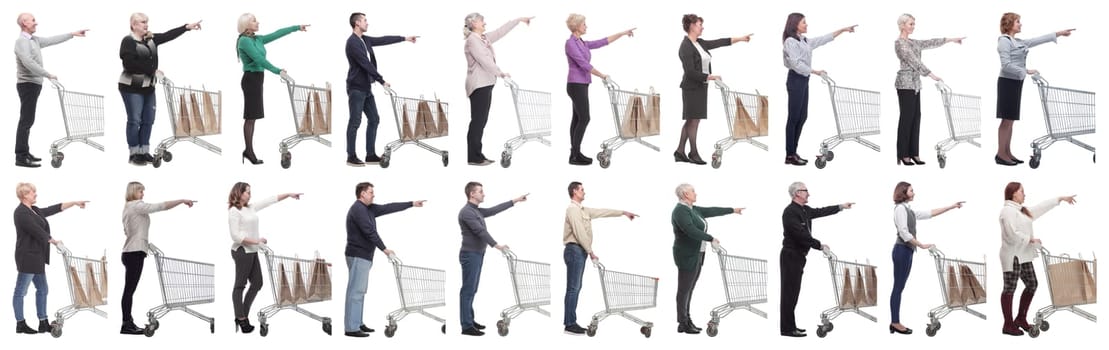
242, 150, 263, 165
687, 152, 707, 165
898, 157, 916, 166
911, 157, 926, 165
889, 324, 913, 335
235, 318, 255, 334
674, 151, 691, 163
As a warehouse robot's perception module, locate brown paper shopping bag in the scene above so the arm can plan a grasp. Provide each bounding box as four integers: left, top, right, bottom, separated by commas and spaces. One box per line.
189, 93, 206, 136
853, 267, 871, 307
757, 95, 770, 136
100, 256, 108, 300
435, 101, 449, 137
959, 264, 986, 304
70, 266, 90, 308
640, 95, 661, 136
865, 265, 878, 306
1083, 261, 1096, 304
732, 97, 756, 138
203, 92, 220, 134
297, 96, 314, 135
277, 263, 294, 306
1047, 260, 1086, 306
311, 91, 330, 135
946, 265, 964, 307
176, 94, 191, 137
84, 263, 105, 306
414, 101, 437, 139
401, 106, 415, 141
839, 267, 856, 308
307, 259, 332, 301
292, 262, 308, 304
619, 96, 644, 138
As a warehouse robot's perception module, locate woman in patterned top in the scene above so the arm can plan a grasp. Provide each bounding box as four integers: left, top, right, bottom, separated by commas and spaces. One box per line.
892, 14, 962, 166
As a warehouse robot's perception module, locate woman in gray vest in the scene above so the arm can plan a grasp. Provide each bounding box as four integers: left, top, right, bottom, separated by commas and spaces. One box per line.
888, 182, 962, 334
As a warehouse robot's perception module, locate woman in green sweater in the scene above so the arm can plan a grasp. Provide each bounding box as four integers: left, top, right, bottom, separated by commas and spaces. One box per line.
235, 13, 308, 165
670, 183, 743, 334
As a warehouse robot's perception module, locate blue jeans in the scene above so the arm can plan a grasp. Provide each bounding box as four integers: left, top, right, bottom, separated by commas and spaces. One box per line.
890, 244, 914, 323
121, 91, 157, 150
12, 273, 48, 322
344, 256, 373, 332
346, 88, 381, 158
563, 244, 587, 327
458, 251, 484, 330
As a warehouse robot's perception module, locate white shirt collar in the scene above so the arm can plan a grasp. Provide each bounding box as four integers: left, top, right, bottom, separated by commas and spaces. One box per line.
1004, 200, 1023, 209
20, 32, 32, 40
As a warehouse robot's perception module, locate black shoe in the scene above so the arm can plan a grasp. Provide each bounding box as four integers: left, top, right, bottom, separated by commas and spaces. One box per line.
365, 155, 381, 164
569, 153, 592, 166
15, 321, 37, 334
473, 322, 486, 330
27, 154, 41, 162
575, 152, 593, 163
687, 152, 707, 165
359, 324, 375, 333
37, 319, 52, 334
674, 151, 691, 163
461, 327, 485, 336
345, 331, 370, 337
677, 323, 700, 334
889, 324, 913, 334
129, 154, 148, 166
994, 155, 1018, 166
785, 156, 806, 166
15, 157, 40, 168
781, 330, 807, 337
564, 324, 586, 335
1010, 157, 1025, 164
235, 318, 255, 334
898, 157, 916, 166
121, 322, 145, 335
910, 157, 926, 165
795, 154, 809, 163
142, 153, 155, 163
467, 159, 494, 166
347, 156, 366, 167
242, 150, 263, 165
795, 328, 806, 333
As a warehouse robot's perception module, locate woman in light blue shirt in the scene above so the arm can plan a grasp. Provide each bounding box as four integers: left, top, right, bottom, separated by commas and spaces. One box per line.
781, 13, 855, 166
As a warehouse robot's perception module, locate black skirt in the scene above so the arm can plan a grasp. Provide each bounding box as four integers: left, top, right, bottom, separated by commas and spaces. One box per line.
681, 84, 708, 120
241, 71, 265, 120
996, 77, 1023, 120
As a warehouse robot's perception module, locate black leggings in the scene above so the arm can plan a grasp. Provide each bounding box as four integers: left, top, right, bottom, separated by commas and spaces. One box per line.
896, 89, 922, 158
567, 83, 591, 154
120, 251, 147, 323
231, 247, 263, 319
467, 86, 494, 163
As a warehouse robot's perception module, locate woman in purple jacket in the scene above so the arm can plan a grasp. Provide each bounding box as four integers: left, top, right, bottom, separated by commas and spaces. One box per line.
564, 14, 634, 166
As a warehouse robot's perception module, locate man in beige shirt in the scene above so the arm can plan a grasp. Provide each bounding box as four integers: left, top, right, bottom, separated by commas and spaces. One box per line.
562, 181, 636, 335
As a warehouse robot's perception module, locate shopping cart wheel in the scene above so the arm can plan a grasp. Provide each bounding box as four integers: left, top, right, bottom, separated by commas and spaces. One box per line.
816, 325, 828, 338
1028, 326, 1040, 338
380, 154, 391, 168
384, 325, 397, 337
925, 323, 938, 337
55, 151, 65, 161
322, 321, 332, 335
441, 324, 446, 334
51, 156, 62, 168
937, 155, 946, 169
640, 326, 651, 338
144, 327, 155, 337
500, 151, 511, 168
497, 320, 508, 336
259, 323, 269, 337
814, 158, 827, 169
705, 322, 718, 337
50, 323, 61, 338
281, 152, 292, 169
597, 151, 611, 169
210, 321, 214, 334
152, 156, 162, 168
1039, 320, 1049, 331
1029, 155, 1040, 169
162, 151, 173, 162
149, 319, 160, 331
711, 152, 722, 169
441, 152, 449, 167
586, 324, 597, 337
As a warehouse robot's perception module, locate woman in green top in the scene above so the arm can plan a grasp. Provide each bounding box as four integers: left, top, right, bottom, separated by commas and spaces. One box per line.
235, 13, 308, 165
670, 183, 743, 334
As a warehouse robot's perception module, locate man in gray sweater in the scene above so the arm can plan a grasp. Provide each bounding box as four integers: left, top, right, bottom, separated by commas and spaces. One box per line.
12, 13, 86, 167
457, 181, 527, 336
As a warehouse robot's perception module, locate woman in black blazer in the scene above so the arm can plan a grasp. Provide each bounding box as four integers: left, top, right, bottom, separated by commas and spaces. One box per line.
11, 183, 86, 335
676, 14, 750, 165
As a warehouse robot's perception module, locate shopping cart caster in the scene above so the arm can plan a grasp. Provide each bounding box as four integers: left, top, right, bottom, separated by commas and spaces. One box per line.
586, 324, 598, 337
814, 157, 827, 169
497, 320, 508, 336
210, 321, 214, 334
280, 152, 292, 169
384, 325, 397, 337
925, 322, 939, 337
597, 150, 612, 169
380, 153, 391, 168
152, 156, 162, 168
259, 323, 269, 337
50, 323, 62, 338
148, 319, 160, 331
500, 151, 511, 168
1028, 326, 1041, 338
640, 326, 652, 338
705, 322, 718, 337
441, 324, 446, 334
162, 151, 173, 162
50, 153, 63, 168
937, 154, 947, 169
322, 320, 332, 335
1029, 156, 1041, 169
711, 151, 722, 169
1038, 320, 1049, 331
144, 327, 155, 337
441, 152, 449, 167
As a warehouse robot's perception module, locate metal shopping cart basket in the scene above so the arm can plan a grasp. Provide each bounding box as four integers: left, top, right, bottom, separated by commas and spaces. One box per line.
596, 77, 660, 169
277, 73, 331, 169
924, 247, 987, 337
144, 243, 215, 337
710, 80, 768, 169
499, 77, 552, 168
256, 245, 332, 336
384, 252, 446, 337
705, 243, 767, 337
495, 248, 550, 336
46, 78, 104, 168
49, 243, 108, 338
152, 76, 222, 168
1028, 246, 1097, 338
933, 82, 981, 169
1028, 73, 1096, 169
815, 248, 877, 338
381, 86, 449, 168
812, 73, 880, 169
586, 259, 658, 338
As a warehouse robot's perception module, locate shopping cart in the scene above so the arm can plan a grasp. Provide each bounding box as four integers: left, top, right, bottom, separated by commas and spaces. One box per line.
705, 243, 767, 337
384, 252, 446, 337
710, 80, 768, 169
924, 247, 987, 337
499, 77, 552, 168
46, 78, 105, 168
815, 248, 877, 338
152, 76, 222, 168
812, 73, 880, 169
256, 245, 332, 336
1029, 246, 1097, 338
596, 77, 660, 169
496, 248, 550, 336
933, 82, 981, 169
1028, 73, 1096, 169
48, 243, 107, 338
381, 86, 449, 168
586, 259, 657, 338
277, 73, 331, 169
144, 242, 215, 337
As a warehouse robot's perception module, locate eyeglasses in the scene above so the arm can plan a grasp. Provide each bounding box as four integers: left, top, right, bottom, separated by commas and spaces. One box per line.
797, 189, 809, 193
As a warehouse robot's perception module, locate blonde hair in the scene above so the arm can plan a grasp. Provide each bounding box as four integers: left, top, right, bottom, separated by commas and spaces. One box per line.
897, 13, 914, 29
125, 181, 145, 201
15, 183, 35, 200
130, 12, 148, 31
237, 13, 255, 35
566, 13, 585, 32
463, 12, 482, 38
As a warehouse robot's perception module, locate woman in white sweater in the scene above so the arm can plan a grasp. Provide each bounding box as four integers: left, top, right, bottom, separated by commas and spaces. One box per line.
461, 13, 532, 166
226, 182, 300, 334
998, 182, 1075, 335
120, 182, 194, 335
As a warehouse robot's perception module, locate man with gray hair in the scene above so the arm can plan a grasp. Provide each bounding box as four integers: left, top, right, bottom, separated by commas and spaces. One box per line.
13, 13, 87, 168
779, 181, 853, 337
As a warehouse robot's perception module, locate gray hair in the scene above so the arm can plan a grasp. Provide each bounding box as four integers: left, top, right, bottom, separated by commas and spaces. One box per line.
463, 12, 483, 38
16, 182, 35, 200
237, 13, 255, 35
566, 13, 585, 32
675, 183, 694, 201
897, 13, 915, 28
16, 13, 31, 28
788, 182, 806, 198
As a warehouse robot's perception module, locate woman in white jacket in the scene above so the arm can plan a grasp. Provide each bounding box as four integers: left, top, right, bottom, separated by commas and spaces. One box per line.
998, 182, 1075, 336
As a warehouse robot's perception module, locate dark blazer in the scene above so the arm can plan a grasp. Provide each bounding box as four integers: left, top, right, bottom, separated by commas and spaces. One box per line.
13, 203, 62, 274
781, 201, 841, 252
671, 203, 732, 271
678, 37, 732, 89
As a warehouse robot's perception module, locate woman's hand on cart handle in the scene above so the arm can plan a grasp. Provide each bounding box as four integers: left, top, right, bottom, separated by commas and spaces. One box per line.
1026, 69, 1039, 76
707, 74, 721, 81
919, 243, 935, 250
812, 69, 826, 77
1059, 195, 1077, 204
1030, 238, 1042, 245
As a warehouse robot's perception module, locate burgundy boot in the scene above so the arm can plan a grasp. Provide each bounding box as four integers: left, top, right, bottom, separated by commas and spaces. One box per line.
1000, 292, 1023, 336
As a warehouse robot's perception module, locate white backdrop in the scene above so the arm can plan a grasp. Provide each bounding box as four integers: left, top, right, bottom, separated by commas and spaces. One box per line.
0, 0, 1101, 348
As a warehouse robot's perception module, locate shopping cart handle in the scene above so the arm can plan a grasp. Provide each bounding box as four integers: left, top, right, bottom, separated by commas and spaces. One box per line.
1029, 73, 1047, 85
816, 72, 835, 85
821, 247, 836, 260
386, 252, 402, 265
500, 247, 517, 260
502, 76, 518, 90
602, 76, 619, 90
928, 246, 943, 257
590, 257, 604, 270
53, 242, 71, 256
383, 85, 397, 96
1037, 245, 1051, 257
48, 78, 63, 90
146, 242, 165, 257
257, 243, 273, 255
713, 79, 730, 91
160, 75, 175, 87
280, 72, 295, 85
711, 241, 726, 255
934, 81, 951, 94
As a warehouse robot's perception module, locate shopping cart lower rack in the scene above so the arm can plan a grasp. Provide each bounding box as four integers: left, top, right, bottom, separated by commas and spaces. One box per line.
586, 259, 658, 338
705, 243, 767, 337
597, 77, 660, 169
278, 73, 331, 169
256, 245, 332, 336
813, 73, 880, 169
47, 79, 105, 168
711, 80, 769, 169
499, 77, 552, 168
815, 248, 877, 338
381, 86, 449, 168
496, 248, 550, 336
1028, 73, 1096, 169
924, 247, 987, 337
933, 82, 981, 169
385, 252, 446, 337
144, 243, 215, 337
1029, 246, 1097, 338
49, 244, 108, 338
153, 76, 222, 168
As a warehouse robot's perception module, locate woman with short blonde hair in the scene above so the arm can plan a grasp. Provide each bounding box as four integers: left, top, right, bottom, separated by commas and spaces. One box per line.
564, 13, 634, 165
235, 14, 309, 165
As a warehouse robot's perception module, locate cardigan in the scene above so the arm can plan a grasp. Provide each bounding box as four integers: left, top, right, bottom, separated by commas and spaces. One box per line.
678, 37, 731, 89
14, 32, 73, 84
118, 25, 188, 94
237, 25, 299, 74
999, 199, 1058, 271
565, 35, 609, 84
671, 203, 732, 271
13, 203, 62, 274
464, 19, 522, 96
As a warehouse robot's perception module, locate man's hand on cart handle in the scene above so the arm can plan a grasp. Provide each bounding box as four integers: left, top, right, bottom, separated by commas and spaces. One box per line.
383, 249, 395, 257
496, 244, 509, 252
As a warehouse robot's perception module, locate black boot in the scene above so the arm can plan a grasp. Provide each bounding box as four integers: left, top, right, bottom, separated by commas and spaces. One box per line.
121, 321, 145, 335
235, 318, 255, 334
15, 321, 37, 334
37, 319, 52, 334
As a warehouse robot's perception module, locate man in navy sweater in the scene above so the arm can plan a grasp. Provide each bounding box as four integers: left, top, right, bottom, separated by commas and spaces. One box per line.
345, 12, 417, 167
344, 182, 424, 337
